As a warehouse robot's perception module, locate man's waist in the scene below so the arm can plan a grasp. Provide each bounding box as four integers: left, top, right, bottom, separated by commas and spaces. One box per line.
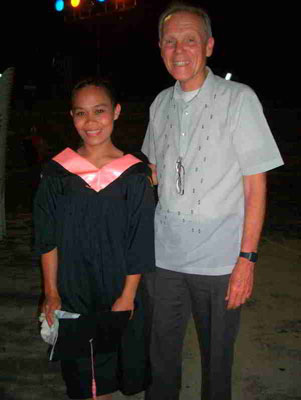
155, 206, 243, 224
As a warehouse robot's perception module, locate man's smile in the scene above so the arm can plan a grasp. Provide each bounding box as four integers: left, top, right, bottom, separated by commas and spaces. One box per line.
173, 61, 190, 66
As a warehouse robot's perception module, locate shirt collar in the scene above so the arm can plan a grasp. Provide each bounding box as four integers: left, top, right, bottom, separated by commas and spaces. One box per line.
173, 67, 215, 106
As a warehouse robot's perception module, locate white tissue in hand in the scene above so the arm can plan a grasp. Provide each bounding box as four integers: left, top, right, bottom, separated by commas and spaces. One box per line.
39, 313, 59, 345
39, 311, 80, 345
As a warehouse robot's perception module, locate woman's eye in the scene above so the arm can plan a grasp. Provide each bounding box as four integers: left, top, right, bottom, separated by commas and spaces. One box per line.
95, 109, 104, 114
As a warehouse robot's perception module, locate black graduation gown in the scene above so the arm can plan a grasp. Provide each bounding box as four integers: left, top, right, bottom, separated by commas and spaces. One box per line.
33, 151, 156, 398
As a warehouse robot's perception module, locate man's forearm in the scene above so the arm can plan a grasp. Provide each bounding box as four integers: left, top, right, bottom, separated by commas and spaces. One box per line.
226, 172, 267, 309
240, 172, 267, 253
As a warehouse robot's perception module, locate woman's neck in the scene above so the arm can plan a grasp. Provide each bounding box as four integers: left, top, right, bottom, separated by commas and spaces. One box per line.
78, 142, 124, 169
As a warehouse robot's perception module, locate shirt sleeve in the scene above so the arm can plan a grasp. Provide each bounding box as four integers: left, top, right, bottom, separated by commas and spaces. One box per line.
125, 171, 156, 275
231, 87, 284, 176
33, 174, 60, 255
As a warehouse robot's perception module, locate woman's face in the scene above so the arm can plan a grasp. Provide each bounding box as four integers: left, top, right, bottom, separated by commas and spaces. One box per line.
70, 85, 121, 148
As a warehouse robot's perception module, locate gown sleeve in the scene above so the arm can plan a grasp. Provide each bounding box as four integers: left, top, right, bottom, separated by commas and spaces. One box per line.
125, 167, 156, 275
33, 171, 61, 255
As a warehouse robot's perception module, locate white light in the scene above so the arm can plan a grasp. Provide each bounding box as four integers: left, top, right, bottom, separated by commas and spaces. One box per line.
225, 73, 232, 81
0, 74, 2, 78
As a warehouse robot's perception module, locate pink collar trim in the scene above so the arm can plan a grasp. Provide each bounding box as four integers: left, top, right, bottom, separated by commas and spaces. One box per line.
52, 148, 142, 192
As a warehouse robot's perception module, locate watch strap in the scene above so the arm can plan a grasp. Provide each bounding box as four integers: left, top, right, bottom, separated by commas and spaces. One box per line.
239, 251, 258, 263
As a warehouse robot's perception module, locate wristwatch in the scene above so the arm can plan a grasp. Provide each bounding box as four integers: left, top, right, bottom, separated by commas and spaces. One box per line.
239, 251, 258, 263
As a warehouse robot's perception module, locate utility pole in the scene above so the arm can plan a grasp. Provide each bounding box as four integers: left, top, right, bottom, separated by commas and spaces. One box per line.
0, 67, 15, 240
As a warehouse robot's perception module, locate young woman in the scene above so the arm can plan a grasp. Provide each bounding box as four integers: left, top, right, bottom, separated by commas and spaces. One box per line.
34, 78, 155, 400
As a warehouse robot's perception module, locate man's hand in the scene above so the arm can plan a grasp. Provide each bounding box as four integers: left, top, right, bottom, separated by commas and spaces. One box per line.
225, 257, 255, 309
148, 163, 158, 185
42, 294, 61, 327
225, 172, 265, 310
111, 296, 134, 319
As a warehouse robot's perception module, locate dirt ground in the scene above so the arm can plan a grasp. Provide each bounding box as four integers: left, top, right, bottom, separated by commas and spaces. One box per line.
0, 105, 300, 399
1, 200, 300, 400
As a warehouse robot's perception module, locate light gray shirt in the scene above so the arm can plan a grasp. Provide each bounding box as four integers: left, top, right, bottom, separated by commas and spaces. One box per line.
142, 68, 284, 275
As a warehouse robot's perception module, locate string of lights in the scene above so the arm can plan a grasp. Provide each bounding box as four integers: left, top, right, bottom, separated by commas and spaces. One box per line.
54, 0, 137, 15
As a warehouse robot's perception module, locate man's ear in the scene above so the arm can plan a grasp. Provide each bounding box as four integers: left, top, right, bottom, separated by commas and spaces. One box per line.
70, 110, 73, 118
114, 104, 121, 120
206, 37, 215, 58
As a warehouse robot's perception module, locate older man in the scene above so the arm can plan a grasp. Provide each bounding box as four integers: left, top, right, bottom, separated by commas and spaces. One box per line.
142, 2, 284, 400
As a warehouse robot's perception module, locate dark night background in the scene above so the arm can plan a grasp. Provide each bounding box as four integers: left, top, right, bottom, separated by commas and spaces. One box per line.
1, 0, 299, 107
1, 0, 299, 237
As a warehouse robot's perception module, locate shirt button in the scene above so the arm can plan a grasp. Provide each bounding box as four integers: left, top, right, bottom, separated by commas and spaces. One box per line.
181, 132, 185, 136
185, 111, 189, 115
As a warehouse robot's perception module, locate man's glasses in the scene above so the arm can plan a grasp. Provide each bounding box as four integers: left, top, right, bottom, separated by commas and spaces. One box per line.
175, 157, 185, 195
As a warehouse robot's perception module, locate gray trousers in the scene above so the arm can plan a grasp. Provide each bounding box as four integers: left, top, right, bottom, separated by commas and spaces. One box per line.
143, 267, 241, 400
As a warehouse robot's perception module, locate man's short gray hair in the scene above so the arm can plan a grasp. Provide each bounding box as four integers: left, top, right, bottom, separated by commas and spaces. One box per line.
158, 2, 212, 41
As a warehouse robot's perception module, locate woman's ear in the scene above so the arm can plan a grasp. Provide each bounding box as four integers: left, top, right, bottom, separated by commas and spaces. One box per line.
114, 104, 121, 121
70, 110, 73, 118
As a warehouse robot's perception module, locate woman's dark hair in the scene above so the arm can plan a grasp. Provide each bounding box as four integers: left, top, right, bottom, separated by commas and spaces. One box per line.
71, 77, 118, 108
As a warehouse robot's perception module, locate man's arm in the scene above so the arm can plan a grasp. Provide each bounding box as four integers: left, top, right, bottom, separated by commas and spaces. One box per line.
41, 248, 61, 326
226, 172, 266, 309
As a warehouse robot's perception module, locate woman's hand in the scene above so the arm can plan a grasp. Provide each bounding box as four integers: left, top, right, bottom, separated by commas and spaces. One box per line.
111, 296, 134, 319
42, 294, 61, 327
41, 249, 60, 326
112, 274, 140, 319
148, 163, 158, 185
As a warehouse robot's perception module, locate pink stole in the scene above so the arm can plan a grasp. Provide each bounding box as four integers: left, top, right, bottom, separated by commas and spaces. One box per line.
52, 148, 141, 192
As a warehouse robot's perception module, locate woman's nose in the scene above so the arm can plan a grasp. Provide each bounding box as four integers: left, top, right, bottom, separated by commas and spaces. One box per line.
85, 113, 97, 123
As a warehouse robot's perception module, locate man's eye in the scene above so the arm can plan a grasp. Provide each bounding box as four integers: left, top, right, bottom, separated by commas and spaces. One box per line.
187, 38, 196, 44
95, 109, 104, 114
75, 111, 84, 116
164, 39, 175, 46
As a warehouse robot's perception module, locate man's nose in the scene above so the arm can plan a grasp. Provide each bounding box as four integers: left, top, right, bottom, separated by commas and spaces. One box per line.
175, 41, 184, 52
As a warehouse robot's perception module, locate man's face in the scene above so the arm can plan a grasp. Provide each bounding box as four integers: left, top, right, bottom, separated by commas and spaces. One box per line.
160, 12, 214, 91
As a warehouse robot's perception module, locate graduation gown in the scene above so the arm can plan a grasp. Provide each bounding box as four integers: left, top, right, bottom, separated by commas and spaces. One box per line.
34, 148, 156, 397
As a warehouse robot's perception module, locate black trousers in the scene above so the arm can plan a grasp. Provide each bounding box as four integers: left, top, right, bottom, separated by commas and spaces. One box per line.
144, 267, 241, 400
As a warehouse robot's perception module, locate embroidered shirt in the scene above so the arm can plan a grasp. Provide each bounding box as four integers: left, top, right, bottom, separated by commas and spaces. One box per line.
142, 68, 284, 275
